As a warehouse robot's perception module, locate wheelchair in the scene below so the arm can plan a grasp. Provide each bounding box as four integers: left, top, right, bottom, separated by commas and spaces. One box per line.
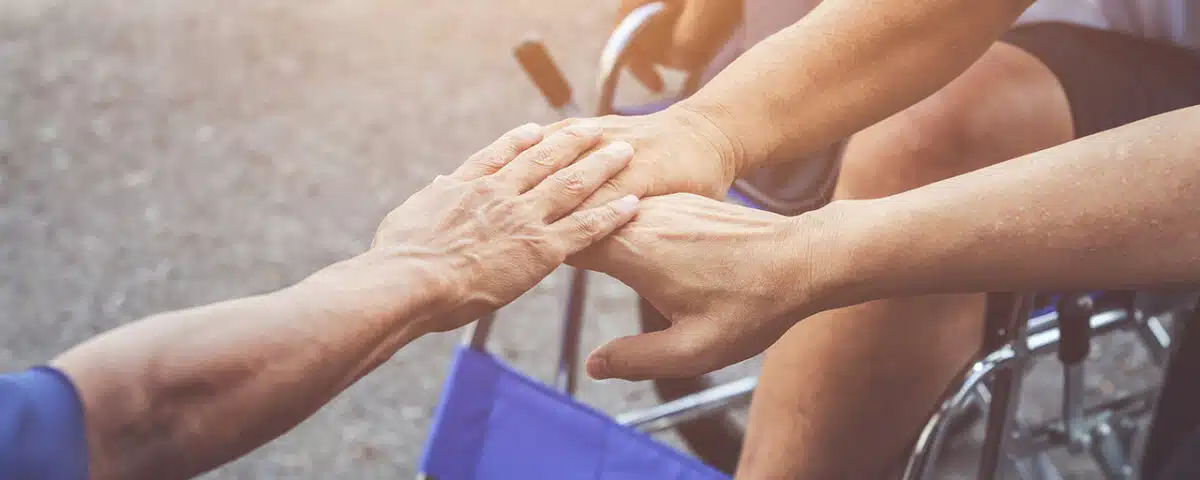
424, 4, 1198, 479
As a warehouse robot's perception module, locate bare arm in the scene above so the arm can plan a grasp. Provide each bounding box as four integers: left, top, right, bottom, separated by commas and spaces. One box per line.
50, 125, 641, 479
50, 259, 440, 479
683, 0, 1036, 170
826, 105, 1200, 303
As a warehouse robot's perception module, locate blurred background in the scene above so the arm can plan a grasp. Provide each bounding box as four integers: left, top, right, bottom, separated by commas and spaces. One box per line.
0, 1, 1162, 478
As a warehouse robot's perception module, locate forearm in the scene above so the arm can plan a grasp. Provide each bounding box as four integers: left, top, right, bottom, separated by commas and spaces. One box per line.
820, 106, 1200, 304
677, 0, 1033, 171
52, 251, 444, 479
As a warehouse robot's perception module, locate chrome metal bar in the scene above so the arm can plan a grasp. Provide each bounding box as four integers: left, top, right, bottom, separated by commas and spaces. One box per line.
1058, 294, 1094, 455
903, 346, 1017, 480
463, 312, 497, 350
1017, 387, 1158, 451
617, 377, 758, 432
1134, 313, 1173, 366
1007, 423, 1064, 480
1020, 451, 1064, 480
1062, 365, 1087, 453
979, 295, 1034, 480
554, 268, 588, 396
1090, 421, 1135, 479
596, 2, 667, 115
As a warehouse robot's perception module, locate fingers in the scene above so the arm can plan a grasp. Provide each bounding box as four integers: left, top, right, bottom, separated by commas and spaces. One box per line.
585, 326, 716, 381
547, 194, 640, 256
525, 141, 634, 222
492, 124, 603, 193
451, 123, 544, 180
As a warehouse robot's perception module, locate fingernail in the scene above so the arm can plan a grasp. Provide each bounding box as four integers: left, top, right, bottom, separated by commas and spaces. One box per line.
512, 122, 542, 143
601, 141, 633, 157
586, 353, 610, 380
563, 122, 602, 137
611, 194, 640, 214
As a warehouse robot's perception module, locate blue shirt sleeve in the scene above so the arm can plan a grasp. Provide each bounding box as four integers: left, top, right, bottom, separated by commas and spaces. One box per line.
0, 367, 88, 480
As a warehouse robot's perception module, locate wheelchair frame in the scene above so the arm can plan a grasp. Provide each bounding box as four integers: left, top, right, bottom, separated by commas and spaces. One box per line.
494, 3, 1198, 478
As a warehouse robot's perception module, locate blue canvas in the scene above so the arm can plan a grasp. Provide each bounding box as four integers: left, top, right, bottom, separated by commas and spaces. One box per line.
419, 346, 729, 480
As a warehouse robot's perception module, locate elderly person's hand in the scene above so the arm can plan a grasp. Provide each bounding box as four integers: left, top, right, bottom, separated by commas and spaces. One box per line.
365, 122, 640, 333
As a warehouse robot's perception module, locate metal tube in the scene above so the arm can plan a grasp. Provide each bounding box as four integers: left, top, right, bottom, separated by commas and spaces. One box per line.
554, 267, 588, 396
1090, 422, 1135, 479
979, 294, 1034, 479
463, 312, 497, 350
617, 377, 758, 432
1062, 365, 1086, 453
903, 346, 1017, 480
1134, 313, 1174, 366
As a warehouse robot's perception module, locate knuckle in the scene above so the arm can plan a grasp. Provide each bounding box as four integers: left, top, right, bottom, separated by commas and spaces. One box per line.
550, 169, 587, 194
573, 212, 605, 237
528, 147, 559, 168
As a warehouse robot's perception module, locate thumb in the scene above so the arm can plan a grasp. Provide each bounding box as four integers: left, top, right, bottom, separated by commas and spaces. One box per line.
586, 325, 714, 381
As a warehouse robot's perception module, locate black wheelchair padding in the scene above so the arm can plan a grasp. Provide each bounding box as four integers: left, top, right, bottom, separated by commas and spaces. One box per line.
1143, 299, 1200, 480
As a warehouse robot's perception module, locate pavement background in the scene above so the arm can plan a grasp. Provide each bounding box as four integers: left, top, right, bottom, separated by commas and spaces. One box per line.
0, 1, 1165, 478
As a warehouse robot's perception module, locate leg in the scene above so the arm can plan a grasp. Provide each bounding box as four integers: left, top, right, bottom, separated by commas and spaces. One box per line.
736, 42, 1073, 479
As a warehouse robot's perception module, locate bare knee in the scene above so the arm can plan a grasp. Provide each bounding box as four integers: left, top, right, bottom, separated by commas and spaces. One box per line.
836, 42, 1073, 200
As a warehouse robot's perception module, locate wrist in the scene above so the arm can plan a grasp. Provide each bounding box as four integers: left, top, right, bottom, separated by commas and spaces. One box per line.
293, 249, 458, 338
781, 199, 897, 313
665, 100, 751, 179
676, 94, 768, 175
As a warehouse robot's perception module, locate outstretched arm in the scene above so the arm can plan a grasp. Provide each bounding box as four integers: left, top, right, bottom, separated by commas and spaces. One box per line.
49, 125, 641, 479
832, 105, 1200, 301
582, 105, 1200, 380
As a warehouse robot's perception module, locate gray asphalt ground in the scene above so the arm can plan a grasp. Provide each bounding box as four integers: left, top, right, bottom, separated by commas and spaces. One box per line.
0, 1, 1165, 478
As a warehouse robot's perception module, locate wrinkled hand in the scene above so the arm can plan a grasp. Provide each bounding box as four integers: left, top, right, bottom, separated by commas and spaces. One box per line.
616, 0, 743, 92
576, 193, 838, 381
370, 123, 640, 333
548, 107, 740, 211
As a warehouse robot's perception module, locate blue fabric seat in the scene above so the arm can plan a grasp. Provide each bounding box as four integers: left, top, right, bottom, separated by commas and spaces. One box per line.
419, 346, 729, 480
